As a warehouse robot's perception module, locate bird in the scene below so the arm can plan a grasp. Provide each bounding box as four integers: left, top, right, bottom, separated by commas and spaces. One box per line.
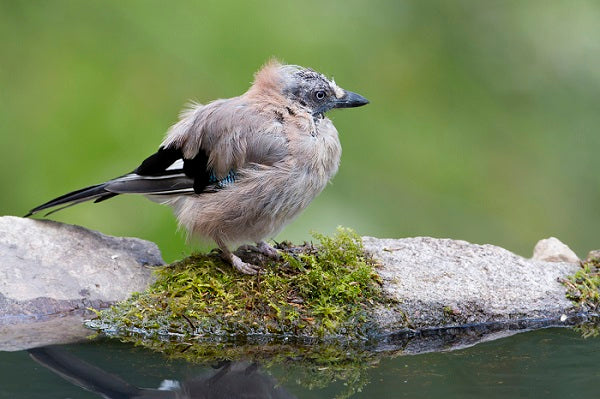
26, 59, 369, 274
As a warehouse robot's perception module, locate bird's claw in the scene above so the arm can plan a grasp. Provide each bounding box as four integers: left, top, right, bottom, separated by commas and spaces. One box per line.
231, 255, 263, 275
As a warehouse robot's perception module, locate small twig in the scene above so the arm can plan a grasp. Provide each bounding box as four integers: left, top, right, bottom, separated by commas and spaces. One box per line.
181, 313, 196, 331
180, 343, 192, 353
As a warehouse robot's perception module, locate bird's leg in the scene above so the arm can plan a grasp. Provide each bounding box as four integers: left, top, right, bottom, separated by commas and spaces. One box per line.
256, 240, 281, 260
217, 240, 261, 275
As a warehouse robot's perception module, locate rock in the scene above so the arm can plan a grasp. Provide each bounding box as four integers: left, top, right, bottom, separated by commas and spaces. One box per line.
0, 216, 162, 350
0, 314, 91, 351
3, 220, 586, 353
585, 250, 600, 262
363, 236, 580, 333
532, 237, 580, 263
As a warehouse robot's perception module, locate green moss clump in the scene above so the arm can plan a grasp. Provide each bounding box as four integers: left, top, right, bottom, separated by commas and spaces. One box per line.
88, 227, 384, 341
563, 255, 600, 311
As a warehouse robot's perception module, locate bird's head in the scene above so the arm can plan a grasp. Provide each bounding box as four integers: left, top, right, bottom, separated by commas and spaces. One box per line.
251, 60, 369, 118
280, 64, 369, 117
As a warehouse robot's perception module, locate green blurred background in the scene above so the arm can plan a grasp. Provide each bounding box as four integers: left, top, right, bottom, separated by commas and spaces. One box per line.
1, 0, 599, 262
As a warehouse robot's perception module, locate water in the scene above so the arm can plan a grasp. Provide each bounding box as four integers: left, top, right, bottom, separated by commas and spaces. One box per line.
1, 327, 598, 398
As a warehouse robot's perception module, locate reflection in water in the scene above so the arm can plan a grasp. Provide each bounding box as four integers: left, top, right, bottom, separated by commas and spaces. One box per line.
28, 346, 295, 399
24, 321, 581, 399
6, 327, 600, 398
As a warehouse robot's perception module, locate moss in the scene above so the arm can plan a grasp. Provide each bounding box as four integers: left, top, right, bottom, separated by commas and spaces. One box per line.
574, 321, 600, 339
563, 255, 600, 310
87, 227, 384, 341
442, 305, 458, 319
85, 228, 386, 398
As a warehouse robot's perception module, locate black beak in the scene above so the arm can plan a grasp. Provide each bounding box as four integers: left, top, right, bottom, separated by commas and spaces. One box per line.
334, 90, 369, 109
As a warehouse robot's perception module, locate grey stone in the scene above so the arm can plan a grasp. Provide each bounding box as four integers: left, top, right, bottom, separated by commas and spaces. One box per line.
0, 313, 90, 351
585, 250, 600, 262
1, 220, 587, 352
532, 236, 580, 263
0, 216, 162, 350
363, 236, 580, 334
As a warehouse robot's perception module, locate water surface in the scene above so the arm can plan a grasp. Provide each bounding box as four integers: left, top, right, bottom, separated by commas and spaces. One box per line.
1, 327, 598, 398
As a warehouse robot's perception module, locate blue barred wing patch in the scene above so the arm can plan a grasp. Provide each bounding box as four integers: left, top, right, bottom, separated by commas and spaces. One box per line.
209, 170, 236, 188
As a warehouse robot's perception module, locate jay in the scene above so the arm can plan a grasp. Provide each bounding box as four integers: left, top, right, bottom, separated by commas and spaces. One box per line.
27, 60, 369, 274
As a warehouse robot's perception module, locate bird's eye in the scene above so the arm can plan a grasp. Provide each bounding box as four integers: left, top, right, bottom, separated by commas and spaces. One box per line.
315, 90, 326, 100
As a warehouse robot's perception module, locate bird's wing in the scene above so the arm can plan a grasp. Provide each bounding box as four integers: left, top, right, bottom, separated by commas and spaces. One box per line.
160, 98, 289, 181
129, 146, 208, 194
131, 97, 289, 194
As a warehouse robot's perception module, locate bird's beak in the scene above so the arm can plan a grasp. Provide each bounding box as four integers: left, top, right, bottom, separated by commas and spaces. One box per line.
333, 90, 370, 109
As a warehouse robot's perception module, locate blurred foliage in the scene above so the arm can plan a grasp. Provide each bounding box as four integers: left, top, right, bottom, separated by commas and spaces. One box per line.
1, 0, 600, 261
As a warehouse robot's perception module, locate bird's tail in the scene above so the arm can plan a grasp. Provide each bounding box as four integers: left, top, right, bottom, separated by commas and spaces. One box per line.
25, 168, 195, 217
24, 183, 117, 217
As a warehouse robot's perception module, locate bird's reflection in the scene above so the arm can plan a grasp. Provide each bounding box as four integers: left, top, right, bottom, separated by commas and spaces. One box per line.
28, 346, 295, 399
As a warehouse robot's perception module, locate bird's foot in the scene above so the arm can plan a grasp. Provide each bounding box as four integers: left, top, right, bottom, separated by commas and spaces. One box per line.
228, 253, 262, 275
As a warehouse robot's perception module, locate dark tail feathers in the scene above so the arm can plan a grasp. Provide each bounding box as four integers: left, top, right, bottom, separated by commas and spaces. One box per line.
24, 183, 117, 217
25, 168, 195, 218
